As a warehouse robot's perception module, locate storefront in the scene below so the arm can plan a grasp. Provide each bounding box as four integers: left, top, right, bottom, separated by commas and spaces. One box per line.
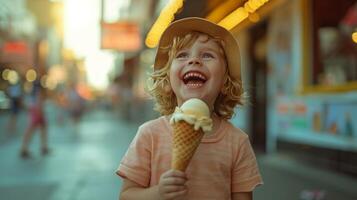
229, 0, 357, 173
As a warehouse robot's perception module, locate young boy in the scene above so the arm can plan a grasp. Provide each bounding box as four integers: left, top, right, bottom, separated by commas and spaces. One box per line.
116, 17, 263, 200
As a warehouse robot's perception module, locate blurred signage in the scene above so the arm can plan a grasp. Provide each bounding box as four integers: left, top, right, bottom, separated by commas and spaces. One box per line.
3, 41, 28, 54
0, 41, 34, 65
101, 21, 141, 52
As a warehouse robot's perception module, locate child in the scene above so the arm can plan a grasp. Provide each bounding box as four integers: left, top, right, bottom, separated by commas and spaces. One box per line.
116, 17, 263, 200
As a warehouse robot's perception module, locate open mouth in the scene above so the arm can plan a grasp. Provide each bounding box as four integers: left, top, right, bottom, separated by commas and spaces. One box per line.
182, 71, 207, 88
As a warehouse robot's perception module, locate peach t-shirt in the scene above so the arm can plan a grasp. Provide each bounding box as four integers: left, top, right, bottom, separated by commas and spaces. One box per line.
116, 116, 263, 199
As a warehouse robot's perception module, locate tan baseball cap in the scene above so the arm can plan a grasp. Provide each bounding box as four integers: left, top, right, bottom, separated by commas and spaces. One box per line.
154, 17, 241, 81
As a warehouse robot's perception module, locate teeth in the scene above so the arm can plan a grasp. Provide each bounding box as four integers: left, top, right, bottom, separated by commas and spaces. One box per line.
183, 72, 207, 80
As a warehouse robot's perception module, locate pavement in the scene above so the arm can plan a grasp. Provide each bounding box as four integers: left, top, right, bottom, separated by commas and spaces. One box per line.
0, 104, 138, 200
0, 102, 357, 200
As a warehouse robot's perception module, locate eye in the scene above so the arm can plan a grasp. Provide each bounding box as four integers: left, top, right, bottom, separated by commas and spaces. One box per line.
202, 52, 214, 58
175, 52, 189, 59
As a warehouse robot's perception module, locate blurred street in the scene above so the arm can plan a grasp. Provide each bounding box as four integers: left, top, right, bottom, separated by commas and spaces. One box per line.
0, 103, 357, 200
0, 102, 139, 200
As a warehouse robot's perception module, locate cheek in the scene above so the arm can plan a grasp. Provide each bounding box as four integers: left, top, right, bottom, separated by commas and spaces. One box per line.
212, 64, 227, 88
168, 69, 176, 84
211, 62, 226, 78
169, 63, 182, 81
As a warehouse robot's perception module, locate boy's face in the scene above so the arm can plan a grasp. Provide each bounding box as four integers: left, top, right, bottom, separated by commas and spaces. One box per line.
169, 34, 227, 111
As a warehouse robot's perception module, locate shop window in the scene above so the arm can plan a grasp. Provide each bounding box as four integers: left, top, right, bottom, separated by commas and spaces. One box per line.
303, 0, 357, 92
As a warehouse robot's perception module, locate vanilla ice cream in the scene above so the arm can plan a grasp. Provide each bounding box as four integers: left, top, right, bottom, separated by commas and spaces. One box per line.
170, 98, 213, 132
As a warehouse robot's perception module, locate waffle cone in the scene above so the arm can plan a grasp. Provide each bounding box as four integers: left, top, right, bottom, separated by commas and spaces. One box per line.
171, 121, 204, 171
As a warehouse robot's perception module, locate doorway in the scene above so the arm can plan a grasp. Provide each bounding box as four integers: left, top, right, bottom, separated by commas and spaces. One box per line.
248, 20, 268, 152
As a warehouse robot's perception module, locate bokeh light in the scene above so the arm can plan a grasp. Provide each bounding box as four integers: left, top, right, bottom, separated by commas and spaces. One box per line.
2, 69, 11, 80
8, 70, 19, 84
26, 69, 37, 82
352, 31, 357, 43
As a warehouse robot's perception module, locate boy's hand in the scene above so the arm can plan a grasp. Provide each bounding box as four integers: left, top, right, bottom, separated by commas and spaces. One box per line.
158, 169, 188, 200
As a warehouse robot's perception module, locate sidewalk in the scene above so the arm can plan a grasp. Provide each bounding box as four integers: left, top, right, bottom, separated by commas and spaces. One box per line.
255, 154, 357, 200
0, 106, 140, 200
0, 110, 28, 144
0, 105, 356, 200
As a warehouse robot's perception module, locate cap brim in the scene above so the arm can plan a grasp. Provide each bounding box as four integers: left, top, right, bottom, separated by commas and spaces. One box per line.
154, 17, 241, 80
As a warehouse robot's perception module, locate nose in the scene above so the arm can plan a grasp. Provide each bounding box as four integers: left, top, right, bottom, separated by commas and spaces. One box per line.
188, 57, 202, 66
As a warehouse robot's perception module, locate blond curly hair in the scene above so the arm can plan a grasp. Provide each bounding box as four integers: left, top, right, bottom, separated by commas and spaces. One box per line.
148, 32, 245, 119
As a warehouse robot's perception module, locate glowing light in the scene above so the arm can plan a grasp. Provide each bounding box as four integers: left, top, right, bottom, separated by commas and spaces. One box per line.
63, 0, 115, 89
64, 0, 99, 57
41, 74, 57, 90
77, 83, 93, 100
352, 31, 357, 43
26, 69, 37, 82
244, 3, 254, 13
145, 0, 184, 48
85, 52, 114, 89
8, 70, 19, 84
3, 41, 28, 54
218, 0, 270, 30
40, 75, 48, 88
248, 12, 260, 23
218, 8, 249, 30
206, 0, 240, 23
48, 65, 67, 84
47, 80, 57, 90
2, 69, 10, 80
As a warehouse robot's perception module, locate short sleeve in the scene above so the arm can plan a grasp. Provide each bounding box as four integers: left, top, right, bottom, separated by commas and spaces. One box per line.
116, 125, 151, 187
232, 135, 263, 192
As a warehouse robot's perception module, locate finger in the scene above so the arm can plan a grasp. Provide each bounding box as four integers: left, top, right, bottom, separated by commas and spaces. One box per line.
164, 189, 187, 199
162, 177, 187, 185
162, 185, 186, 193
162, 170, 187, 179
169, 170, 187, 178
162, 169, 175, 178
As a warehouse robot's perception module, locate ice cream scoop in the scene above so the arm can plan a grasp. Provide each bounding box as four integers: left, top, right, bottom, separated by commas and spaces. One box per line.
170, 98, 213, 132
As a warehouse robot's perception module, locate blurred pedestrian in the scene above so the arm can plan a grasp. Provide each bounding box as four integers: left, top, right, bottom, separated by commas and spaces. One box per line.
106, 79, 120, 112
54, 86, 69, 125
20, 85, 49, 158
6, 81, 23, 133
66, 82, 85, 124
116, 75, 133, 121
